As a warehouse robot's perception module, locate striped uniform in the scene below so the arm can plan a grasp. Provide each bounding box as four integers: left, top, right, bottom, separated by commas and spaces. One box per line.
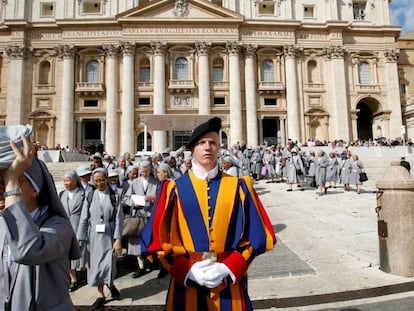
142, 171, 276, 311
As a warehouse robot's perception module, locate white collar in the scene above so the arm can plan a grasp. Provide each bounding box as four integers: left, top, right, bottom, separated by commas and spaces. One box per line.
191, 160, 218, 180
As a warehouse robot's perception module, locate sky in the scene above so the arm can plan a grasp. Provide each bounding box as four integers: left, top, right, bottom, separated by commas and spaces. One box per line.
390, 0, 414, 35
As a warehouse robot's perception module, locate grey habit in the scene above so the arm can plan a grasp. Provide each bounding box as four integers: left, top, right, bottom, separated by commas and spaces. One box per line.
77, 186, 123, 287
0, 157, 80, 310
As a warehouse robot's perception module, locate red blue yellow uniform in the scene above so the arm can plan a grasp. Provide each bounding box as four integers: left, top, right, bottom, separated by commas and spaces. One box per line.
141, 170, 276, 311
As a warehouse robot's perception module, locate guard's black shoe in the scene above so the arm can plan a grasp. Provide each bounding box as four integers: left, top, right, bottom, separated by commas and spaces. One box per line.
131, 269, 146, 279
69, 282, 78, 292
92, 297, 106, 310
157, 267, 169, 279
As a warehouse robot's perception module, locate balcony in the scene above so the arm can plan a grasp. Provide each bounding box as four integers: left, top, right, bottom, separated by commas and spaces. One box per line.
355, 84, 381, 94
75, 82, 105, 96
33, 84, 55, 95
168, 79, 196, 93
258, 81, 285, 94
212, 81, 229, 90
304, 83, 325, 93
137, 81, 153, 91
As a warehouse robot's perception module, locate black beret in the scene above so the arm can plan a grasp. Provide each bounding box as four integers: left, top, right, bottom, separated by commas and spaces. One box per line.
186, 117, 222, 149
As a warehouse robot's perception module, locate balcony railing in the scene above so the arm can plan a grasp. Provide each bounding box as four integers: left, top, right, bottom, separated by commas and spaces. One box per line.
33, 84, 55, 94
258, 81, 285, 93
355, 84, 380, 93
75, 82, 105, 95
168, 79, 196, 93
211, 81, 229, 90
137, 81, 153, 90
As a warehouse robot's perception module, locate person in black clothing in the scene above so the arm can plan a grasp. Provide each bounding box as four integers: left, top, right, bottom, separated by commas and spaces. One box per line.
400, 157, 411, 173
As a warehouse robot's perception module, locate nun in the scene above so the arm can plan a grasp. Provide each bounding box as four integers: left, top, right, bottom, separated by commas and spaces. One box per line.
0, 125, 80, 310
77, 167, 123, 309
221, 155, 239, 177
59, 170, 86, 292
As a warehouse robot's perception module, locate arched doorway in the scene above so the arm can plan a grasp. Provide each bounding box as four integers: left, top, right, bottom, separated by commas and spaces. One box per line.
356, 98, 381, 140
137, 132, 152, 152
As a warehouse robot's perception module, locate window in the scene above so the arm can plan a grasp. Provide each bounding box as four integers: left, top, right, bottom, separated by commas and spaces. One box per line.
213, 58, 224, 82
214, 97, 226, 105
84, 100, 98, 107
174, 131, 192, 151
175, 57, 189, 80
41, 2, 55, 17
264, 98, 277, 106
39, 61, 51, 84
137, 132, 152, 151
358, 61, 371, 85
304, 5, 315, 18
307, 60, 318, 83
353, 1, 366, 21
82, 1, 102, 14
258, 1, 274, 15
86, 60, 100, 83
261, 59, 274, 82
138, 97, 151, 106
139, 59, 150, 82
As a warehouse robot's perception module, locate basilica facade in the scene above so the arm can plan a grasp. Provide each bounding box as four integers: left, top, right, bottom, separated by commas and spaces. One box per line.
0, 0, 403, 155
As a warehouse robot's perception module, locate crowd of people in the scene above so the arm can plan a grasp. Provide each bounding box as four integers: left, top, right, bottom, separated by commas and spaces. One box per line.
5, 120, 414, 310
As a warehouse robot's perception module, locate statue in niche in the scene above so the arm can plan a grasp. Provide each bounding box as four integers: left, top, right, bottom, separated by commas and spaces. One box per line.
173, 0, 189, 17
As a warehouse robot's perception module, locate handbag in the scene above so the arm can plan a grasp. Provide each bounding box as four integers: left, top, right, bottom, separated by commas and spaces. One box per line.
122, 216, 146, 237
261, 166, 267, 176
296, 169, 303, 175
359, 172, 368, 182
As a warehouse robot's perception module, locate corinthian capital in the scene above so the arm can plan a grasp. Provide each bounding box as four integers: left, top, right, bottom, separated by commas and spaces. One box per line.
226, 41, 242, 56
323, 45, 347, 59
150, 41, 167, 56
244, 44, 257, 58
5, 45, 31, 59
55, 45, 76, 58
120, 42, 136, 56
283, 44, 303, 58
384, 48, 399, 62
102, 44, 120, 57
195, 41, 211, 56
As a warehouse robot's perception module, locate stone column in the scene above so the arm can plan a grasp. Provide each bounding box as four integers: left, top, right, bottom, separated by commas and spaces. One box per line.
103, 44, 120, 156
279, 116, 286, 146
195, 41, 211, 115
384, 49, 404, 139
244, 44, 259, 147
56, 45, 76, 149
227, 41, 243, 146
5, 45, 28, 126
151, 41, 168, 152
284, 45, 301, 143
76, 120, 82, 149
100, 118, 106, 144
120, 42, 135, 155
324, 45, 350, 142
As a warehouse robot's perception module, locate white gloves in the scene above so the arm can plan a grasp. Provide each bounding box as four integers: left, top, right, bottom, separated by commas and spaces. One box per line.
186, 260, 232, 288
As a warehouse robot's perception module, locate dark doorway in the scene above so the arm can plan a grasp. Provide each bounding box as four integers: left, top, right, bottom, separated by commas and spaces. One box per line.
356, 102, 373, 140
262, 118, 279, 145
137, 132, 152, 152
83, 120, 101, 153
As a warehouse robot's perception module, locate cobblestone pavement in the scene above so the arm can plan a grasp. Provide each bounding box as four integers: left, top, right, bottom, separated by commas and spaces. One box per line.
66, 175, 414, 310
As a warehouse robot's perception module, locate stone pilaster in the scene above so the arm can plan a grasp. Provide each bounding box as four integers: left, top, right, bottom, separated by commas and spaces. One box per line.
323, 45, 350, 142
103, 44, 120, 155
283, 44, 301, 143
151, 41, 168, 151
195, 41, 211, 115
244, 44, 259, 147
226, 41, 243, 146
384, 48, 403, 138
56, 44, 76, 148
120, 42, 135, 154
5, 45, 30, 126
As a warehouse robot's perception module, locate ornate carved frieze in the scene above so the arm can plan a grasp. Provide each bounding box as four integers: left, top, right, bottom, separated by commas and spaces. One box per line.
384, 48, 399, 62
120, 42, 135, 56
54, 45, 76, 59
323, 45, 347, 59
102, 44, 120, 57
195, 41, 211, 57
244, 44, 257, 58
173, 0, 189, 17
150, 41, 167, 56
5, 45, 32, 59
226, 41, 242, 56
